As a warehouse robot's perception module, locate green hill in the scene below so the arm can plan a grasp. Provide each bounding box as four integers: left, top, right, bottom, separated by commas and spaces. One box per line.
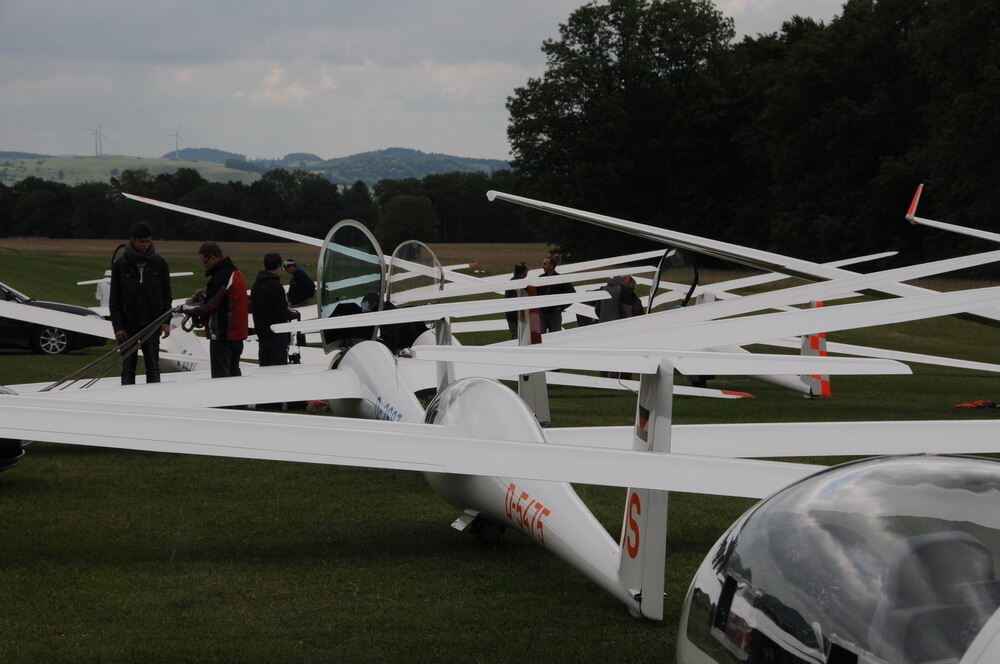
0, 155, 259, 187
0, 147, 510, 188
310, 147, 509, 185
163, 147, 247, 163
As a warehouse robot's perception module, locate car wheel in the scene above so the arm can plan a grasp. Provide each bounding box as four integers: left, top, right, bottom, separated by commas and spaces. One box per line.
32, 326, 70, 354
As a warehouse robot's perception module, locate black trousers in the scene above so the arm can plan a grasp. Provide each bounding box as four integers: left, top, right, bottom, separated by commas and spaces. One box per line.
210, 340, 243, 378
258, 334, 290, 367
120, 323, 161, 385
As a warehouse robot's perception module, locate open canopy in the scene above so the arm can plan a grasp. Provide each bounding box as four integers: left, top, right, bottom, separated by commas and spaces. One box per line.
316, 220, 385, 352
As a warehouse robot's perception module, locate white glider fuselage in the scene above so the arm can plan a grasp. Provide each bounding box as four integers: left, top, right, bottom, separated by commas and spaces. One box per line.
334, 339, 643, 615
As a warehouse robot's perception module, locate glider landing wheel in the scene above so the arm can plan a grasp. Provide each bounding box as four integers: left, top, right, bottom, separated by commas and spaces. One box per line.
471, 518, 506, 545
32, 326, 70, 355
0, 439, 25, 472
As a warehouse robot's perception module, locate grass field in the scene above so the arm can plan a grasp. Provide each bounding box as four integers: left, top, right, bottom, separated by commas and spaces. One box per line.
1, 241, 999, 662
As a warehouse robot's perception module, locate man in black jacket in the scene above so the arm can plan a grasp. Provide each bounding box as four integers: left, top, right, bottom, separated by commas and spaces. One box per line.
109, 222, 172, 384
250, 253, 299, 366
180, 242, 249, 378
283, 259, 316, 307
536, 256, 575, 333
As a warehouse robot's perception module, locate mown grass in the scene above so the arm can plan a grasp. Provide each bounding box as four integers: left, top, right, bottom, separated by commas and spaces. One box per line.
1, 244, 999, 662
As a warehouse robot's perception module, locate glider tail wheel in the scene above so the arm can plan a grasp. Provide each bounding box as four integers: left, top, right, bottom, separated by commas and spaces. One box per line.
32, 326, 70, 354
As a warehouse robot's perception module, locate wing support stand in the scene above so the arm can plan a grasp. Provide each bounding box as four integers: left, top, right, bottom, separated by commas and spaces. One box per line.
516, 286, 551, 426
434, 316, 455, 393
618, 358, 672, 620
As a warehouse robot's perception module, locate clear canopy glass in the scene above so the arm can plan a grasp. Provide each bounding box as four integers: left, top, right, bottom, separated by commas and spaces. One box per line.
684, 455, 1000, 663
316, 220, 384, 352
385, 240, 444, 306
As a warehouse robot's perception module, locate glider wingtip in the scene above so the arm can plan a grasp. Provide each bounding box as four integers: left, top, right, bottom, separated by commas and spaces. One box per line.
723, 390, 756, 399
486, 190, 498, 202
905, 183, 924, 223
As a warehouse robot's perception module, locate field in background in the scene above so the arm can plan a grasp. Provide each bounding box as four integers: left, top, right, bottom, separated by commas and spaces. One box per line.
1, 242, 999, 662
0, 237, 548, 280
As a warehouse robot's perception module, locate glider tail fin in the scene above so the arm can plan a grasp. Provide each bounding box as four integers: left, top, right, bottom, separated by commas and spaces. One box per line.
800, 301, 832, 398
617, 367, 672, 620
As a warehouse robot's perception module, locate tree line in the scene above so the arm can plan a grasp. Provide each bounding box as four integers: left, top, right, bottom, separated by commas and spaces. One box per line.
2, 0, 999, 269
507, 0, 1000, 265
0, 167, 535, 247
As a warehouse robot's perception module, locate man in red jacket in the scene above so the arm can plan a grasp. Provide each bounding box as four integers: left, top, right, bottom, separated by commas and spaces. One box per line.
180, 242, 248, 378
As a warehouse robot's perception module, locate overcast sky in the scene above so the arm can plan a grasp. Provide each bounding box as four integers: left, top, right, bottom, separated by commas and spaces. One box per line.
0, 1, 844, 161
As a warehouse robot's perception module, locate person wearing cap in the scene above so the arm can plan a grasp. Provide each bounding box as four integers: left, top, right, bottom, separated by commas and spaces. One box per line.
95, 269, 112, 308
283, 259, 316, 307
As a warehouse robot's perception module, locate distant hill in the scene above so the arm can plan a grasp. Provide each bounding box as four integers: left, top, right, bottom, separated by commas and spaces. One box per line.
0, 151, 53, 160
163, 147, 247, 163
254, 147, 510, 185
0, 155, 259, 187
0, 147, 509, 187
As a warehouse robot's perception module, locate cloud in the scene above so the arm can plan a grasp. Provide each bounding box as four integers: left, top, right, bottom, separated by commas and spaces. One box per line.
0, 0, 845, 160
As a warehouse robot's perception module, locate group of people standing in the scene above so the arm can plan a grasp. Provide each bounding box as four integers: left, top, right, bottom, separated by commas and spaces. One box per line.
108, 222, 315, 384
108, 226, 640, 382
504, 255, 642, 339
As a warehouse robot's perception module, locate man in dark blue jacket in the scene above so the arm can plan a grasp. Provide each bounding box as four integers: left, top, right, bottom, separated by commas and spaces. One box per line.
109, 222, 172, 384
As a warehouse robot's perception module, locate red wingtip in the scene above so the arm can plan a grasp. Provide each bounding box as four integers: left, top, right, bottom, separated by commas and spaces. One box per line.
906, 183, 924, 222
722, 390, 756, 399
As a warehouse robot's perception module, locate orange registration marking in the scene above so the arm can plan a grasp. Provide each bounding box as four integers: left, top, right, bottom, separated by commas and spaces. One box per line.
505, 482, 552, 543
625, 491, 642, 558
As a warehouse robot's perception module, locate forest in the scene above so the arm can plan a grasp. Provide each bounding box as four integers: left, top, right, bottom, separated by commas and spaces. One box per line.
1, 0, 998, 265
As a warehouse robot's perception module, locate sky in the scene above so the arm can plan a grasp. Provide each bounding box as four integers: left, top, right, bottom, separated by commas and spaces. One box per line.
0, 1, 845, 162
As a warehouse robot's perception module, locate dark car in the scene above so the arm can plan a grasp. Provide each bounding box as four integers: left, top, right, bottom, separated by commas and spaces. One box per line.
0, 281, 108, 355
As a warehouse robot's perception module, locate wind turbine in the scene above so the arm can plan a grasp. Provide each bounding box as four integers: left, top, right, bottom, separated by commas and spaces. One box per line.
89, 123, 105, 156
167, 124, 182, 159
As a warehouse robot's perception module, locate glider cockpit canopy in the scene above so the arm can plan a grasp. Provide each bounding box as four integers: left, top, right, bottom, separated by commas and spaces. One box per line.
317, 220, 385, 352
682, 455, 1000, 664
380, 240, 444, 353
385, 240, 444, 305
